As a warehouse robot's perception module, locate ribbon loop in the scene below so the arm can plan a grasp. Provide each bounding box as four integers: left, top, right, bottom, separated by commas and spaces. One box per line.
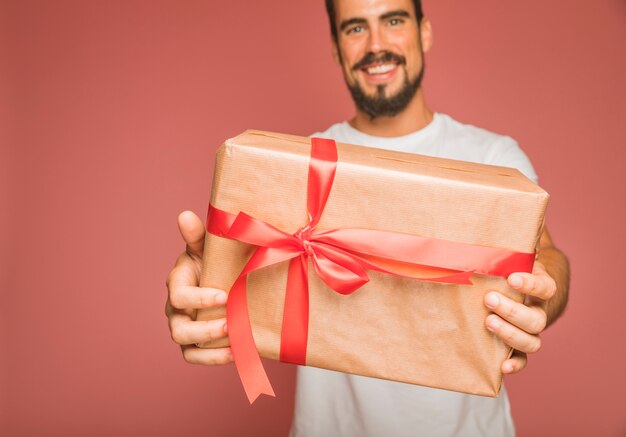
229, 212, 301, 250
309, 242, 370, 294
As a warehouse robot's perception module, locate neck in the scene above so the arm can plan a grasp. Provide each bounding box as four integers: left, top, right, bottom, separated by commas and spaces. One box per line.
348, 88, 434, 137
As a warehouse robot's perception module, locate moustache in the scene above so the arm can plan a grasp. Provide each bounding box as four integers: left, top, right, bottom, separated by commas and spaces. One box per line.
352, 51, 406, 71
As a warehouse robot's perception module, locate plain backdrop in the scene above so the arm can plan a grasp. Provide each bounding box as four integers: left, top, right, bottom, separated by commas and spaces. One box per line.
2, 0, 625, 436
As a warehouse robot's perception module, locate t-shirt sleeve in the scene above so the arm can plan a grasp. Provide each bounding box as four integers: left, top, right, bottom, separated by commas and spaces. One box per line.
485, 136, 539, 183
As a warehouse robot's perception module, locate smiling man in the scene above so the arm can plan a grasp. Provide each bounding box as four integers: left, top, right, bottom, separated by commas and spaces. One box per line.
334, 2, 427, 126
165, 1, 570, 436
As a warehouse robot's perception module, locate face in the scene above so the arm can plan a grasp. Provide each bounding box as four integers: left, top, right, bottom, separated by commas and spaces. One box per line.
332, 0, 432, 118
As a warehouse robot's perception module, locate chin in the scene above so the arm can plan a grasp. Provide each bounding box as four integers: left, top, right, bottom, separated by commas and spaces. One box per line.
371, 83, 403, 100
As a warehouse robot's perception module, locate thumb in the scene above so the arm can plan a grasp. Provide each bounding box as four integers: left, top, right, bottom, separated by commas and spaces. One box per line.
178, 210, 205, 258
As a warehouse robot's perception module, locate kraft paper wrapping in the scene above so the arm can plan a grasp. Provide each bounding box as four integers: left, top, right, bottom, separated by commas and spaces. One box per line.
197, 130, 549, 397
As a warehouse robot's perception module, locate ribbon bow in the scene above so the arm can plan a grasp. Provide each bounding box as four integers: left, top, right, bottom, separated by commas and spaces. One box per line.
206, 138, 534, 403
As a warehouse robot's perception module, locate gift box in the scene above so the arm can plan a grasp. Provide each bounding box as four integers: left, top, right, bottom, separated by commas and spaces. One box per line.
196, 130, 548, 403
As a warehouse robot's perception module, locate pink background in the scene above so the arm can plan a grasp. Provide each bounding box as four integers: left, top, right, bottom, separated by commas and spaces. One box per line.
2, 0, 625, 436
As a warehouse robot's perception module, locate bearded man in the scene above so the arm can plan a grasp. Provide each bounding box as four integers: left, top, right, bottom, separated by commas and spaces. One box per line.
165, 1, 570, 435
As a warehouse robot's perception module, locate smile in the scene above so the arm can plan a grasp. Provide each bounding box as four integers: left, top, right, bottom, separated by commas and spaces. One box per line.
363, 63, 398, 75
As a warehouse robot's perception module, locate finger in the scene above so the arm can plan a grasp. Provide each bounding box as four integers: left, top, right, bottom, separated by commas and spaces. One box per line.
178, 210, 205, 259
170, 315, 228, 345
167, 259, 200, 291
484, 292, 547, 334
165, 297, 194, 319
169, 284, 227, 310
181, 345, 234, 366
502, 351, 527, 374
168, 259, 227, 309
485, 314, 542, 354
508, 269, 557, 301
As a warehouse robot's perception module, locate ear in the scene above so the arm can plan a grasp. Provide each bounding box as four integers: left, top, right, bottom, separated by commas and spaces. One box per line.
331, 40, 341, 64
420, 18, 433, 54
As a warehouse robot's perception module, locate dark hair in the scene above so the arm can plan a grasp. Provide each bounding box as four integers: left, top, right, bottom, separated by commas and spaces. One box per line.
324, 0, 424, 42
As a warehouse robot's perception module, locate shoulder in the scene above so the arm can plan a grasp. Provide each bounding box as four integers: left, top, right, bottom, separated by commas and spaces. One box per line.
439, 113, 513, 152
438, 114, 539, 183
309, 122, 351, 142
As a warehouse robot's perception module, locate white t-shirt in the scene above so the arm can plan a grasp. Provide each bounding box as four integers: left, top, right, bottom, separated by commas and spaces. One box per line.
290, 113, 537, 437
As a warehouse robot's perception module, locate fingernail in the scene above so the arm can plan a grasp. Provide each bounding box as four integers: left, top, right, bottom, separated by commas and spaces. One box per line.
503, 362, 514, 373
215, 293, 227, 304
485, 293, 499, 309
509, 275, 523, 288
488, 316, 501, 330
223, 323, 228, 333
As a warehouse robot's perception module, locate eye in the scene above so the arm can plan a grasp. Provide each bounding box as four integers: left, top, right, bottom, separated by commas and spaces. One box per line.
388, 18, 404, 26
346, 25, 365, 35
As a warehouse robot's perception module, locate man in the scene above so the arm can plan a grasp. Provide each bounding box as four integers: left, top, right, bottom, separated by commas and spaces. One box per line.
165, 0, 570, 435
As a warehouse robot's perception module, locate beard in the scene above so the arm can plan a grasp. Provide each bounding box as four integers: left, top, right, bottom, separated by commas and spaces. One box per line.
346, 50, 425, 119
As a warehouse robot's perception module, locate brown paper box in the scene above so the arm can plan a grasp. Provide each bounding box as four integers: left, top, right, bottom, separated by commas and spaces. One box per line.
197, 130, 549, 397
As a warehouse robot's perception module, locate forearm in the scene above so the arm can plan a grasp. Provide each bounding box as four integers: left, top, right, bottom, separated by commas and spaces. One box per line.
537, 245, 570, 326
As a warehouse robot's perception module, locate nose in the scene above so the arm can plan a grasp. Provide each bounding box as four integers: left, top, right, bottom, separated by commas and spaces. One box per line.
367, 25, 385, 52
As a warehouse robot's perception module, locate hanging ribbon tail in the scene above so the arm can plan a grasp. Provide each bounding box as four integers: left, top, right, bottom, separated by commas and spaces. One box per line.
227, 246, 303, 403
227, 274, 275, 403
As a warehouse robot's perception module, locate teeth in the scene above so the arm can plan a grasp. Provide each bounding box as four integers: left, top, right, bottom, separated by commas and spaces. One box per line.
366, 64, 396, 74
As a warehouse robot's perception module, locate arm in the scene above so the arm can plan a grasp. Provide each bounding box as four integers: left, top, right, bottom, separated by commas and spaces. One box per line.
483, 226, 570, 374
165, 211, 233, 366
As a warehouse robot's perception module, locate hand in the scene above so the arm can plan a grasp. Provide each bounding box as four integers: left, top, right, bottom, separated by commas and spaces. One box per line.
165, 211, 233, 365
483, 260, 557, 375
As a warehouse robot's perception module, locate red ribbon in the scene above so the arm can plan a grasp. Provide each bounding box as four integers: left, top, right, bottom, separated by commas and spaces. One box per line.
206, 138, 535, 403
